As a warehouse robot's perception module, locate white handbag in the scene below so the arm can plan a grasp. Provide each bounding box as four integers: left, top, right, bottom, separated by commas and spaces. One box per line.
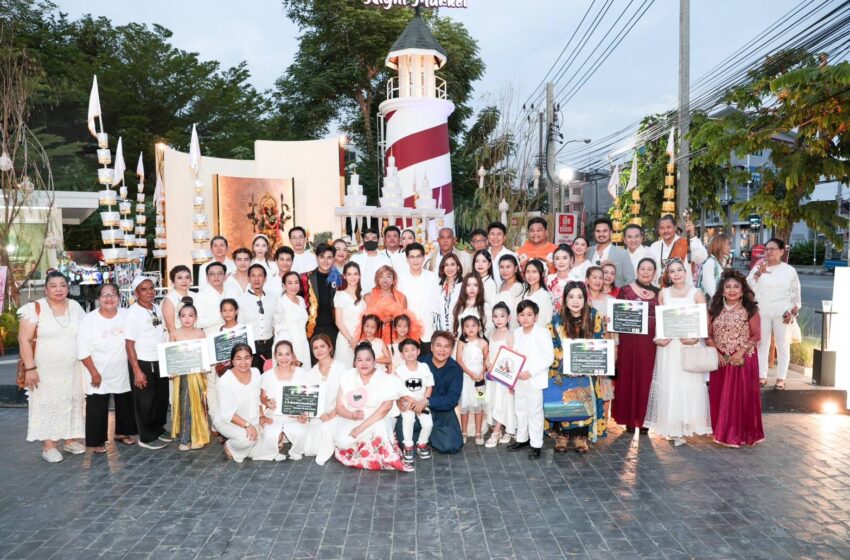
681, 344, 719, 373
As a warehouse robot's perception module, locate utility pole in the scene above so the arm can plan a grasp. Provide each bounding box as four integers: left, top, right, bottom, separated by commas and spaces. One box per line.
545, 82, 557, 214
677, 0, 690, 226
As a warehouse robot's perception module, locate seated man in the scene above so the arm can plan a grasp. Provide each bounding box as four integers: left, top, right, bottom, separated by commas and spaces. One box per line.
396, 330, 463, 454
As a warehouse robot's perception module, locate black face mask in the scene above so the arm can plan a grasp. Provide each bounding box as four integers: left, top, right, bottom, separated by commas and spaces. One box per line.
364, 240, 379, 251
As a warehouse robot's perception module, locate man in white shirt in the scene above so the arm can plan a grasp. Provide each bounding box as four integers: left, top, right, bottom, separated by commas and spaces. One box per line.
124, 277, 169, 450
397, 242, 440, 354
382, 225, 407, 270
649, 214, 707, 286
266, 246, 294, 299
351, 228, 391, 292
195, 262, 240, 335
486, 221, 517, 288
289, 226, 318, 274
237, 264, 277, 368
426, 227, 473, 275
198, 236, 236, 288
624, 224, 650, 272
589, 218, 635, 287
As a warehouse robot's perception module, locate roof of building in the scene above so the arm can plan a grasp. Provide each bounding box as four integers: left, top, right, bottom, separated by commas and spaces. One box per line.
386, 9, 447, 69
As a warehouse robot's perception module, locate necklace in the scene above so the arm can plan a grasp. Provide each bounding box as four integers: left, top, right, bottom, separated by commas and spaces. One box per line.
46, 300, 71, 328
723, 298, 740, 311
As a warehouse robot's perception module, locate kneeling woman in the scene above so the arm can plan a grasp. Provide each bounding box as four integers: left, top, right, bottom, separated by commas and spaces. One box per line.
260, 340, 310, 460
216, 344, 285, 462
333, 342, 412, 472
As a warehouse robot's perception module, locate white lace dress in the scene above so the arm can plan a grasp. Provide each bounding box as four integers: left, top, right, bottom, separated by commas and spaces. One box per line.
459, 340, 486, 413
333, 291, 365, 368
273, 295, 310, 367
20, 298, 86, 441
644, 287, 712, 438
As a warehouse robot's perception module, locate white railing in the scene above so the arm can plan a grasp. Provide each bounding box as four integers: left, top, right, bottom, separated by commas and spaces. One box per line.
386, 76, 447, 100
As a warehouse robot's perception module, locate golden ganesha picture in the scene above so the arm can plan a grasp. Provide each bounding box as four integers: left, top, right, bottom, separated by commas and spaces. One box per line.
215, 175, 295, 251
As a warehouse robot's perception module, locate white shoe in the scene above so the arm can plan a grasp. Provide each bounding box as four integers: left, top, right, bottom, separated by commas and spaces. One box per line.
288, 452, 303, 461
673, 437, 686, 447
484, 433, 500, 448
42, 448, 63, 463
63, 440, 85, 455
274, 453, 288, 462
499, 433, 513, 445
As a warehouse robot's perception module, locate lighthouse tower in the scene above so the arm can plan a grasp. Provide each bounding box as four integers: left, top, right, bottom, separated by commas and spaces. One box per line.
379, 9, 456, 226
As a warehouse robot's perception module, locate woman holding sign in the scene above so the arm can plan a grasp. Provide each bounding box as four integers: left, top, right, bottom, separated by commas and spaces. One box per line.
168, 303, 210, 451
644, 259, 711, 446
304, 334, 346, 464
260, 340, 311, 460
545, 281, 606, 453
217, 344, 284, 462
611, 258, 659, 433
333, 343, 411, 472
706, 270, 764, 447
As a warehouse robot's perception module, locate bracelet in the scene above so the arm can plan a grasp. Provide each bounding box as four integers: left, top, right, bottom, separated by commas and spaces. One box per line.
24, 365, 37, 372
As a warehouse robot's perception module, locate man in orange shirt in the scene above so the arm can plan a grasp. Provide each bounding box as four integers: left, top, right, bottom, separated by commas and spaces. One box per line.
517, 217, 557, 272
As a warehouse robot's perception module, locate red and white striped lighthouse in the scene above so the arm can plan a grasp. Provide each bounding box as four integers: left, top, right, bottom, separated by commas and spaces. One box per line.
379, 10, 455, 226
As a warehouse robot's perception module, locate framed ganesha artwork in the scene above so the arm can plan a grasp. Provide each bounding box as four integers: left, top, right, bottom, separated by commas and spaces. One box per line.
214, 175, 296, 252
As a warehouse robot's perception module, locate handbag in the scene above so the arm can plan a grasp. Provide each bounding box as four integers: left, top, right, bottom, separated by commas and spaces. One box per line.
789, 318, 802, 344
15, 301, 41, 390
681, 343, 719, 373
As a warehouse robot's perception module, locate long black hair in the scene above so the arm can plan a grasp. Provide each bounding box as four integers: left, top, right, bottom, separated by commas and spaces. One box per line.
708, 270, 759, 319
560, 281, 594, 339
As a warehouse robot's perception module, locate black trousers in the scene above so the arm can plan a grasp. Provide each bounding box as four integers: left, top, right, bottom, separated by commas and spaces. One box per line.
130, 360, 170, 444
85, 391, 138, 447
253, 338, 273, 370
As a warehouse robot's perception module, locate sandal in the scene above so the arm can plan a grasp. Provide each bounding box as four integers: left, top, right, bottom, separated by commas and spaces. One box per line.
774, 381, 786, 390
574, 436, 589, 454
114, 435, 135, 445
475, 433, 485, 446
759, 379, 768, 387
499, 433, 512, 445
92, 446, 107, 454
554, 435, 569, 453
484, 432, 501, 448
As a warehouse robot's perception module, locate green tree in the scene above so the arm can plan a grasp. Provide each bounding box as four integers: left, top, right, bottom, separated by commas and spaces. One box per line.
273, 1, 484, 198
689, 51, 850, 245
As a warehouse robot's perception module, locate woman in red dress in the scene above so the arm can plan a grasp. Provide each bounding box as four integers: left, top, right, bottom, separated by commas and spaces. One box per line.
706, 270, 764, 447
612, 258, 659, 433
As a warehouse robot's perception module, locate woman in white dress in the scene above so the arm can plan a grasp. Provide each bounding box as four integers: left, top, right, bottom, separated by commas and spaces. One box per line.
334, 262, 366, 368
77, 283, 136, 452
546, 244, 574, 316
495, 254, 525, 329
162, 265, 192, 335
18, 271, 86, 462
333, 343, 412, 472
217, 344, 284, 462
273, 271, 310, 367
569, 236, 592, 282
522, 259, 553, 326
303, 334, 347, 464
472, 250, 498, 313
260, 341, 310, 459
645, 259, 712, 446
435, 254, 463, 332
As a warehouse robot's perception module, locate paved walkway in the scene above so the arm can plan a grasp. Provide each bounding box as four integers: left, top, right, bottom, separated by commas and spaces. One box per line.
0, 409, 848, 560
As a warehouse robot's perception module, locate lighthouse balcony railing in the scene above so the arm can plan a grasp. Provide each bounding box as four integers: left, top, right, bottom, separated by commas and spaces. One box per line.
386, 76, 447, 100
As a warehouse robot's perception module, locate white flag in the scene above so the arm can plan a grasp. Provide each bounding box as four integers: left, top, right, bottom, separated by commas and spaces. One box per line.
625, 154, 638, 192
112, 137, 126, 186
665, 127, 676, 160
606, 164, 620, 199
87, 75, 102, 138
189, 124, 201, 175
136, 153, 144, 181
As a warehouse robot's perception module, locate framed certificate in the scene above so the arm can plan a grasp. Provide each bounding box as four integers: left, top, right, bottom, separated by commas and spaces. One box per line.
157, 339, 210, 377
561, 338, 615, 376
607, 299, 649, 335
208, 325, 256, 363
279, 383, 324, 417
656, 304, 708, 339
488, 346, 526, 388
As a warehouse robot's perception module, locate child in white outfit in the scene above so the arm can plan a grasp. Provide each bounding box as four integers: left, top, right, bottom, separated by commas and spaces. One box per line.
456, 315, 489, 445
508, 300, 555, 460
396, 338, 435, 464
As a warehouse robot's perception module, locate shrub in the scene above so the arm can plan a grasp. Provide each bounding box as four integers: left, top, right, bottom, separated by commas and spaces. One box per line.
788, 240, 824, 265
0, 310, 19, 351
790, 337, 818, 368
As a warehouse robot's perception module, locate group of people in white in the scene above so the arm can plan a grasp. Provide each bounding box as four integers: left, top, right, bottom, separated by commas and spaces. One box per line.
18, 215, 801, 470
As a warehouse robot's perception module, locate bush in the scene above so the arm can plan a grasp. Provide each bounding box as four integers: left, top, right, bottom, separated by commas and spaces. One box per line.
790, 337, 818, 368
789, 240, 824, 265
0, 310, 19, 351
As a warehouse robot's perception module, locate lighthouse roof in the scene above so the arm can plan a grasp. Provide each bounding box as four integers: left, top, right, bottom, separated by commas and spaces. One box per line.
386, 10, 447, 70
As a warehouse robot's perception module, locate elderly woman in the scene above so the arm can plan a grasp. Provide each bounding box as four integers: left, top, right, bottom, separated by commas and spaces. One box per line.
333, 343, 411, 472
18, 270, 86, 462
77, 283, 137, 452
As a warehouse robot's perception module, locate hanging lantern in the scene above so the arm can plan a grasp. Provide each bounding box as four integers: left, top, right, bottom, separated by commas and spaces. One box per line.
664, 175, 675, 187
631, 190, 640, 201
663, 188, 676, 199
666, 163, 675, 174
630, 203, 641, 215
630, 217, 643, 226
662, 201, 676, 213
612, 208, 623, 220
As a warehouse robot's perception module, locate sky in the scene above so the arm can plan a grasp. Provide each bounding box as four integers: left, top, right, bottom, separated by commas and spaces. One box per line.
57, 0, 806, 167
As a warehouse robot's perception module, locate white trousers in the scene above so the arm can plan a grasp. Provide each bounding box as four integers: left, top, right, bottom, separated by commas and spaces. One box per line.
514, 381, 543, 448
218, 421, 278, 462
261, 415, 309, 453
206, 371, 219, 425
401, 410, 434, 447
757, 313, 791, 380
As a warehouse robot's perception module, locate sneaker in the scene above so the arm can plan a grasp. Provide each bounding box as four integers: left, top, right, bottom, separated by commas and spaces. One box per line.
274, 453, 288, 462
138, 439, 167, 450
158, 434, 174, 443
499, 433, 513, 445
403, 446, 415, 464
416, 445, 431, 460
288, 452, 303, 461
484, 433, 500, 448
41, 448, 63, 463
178, 444, 191, 451
63, 440, 85, 455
